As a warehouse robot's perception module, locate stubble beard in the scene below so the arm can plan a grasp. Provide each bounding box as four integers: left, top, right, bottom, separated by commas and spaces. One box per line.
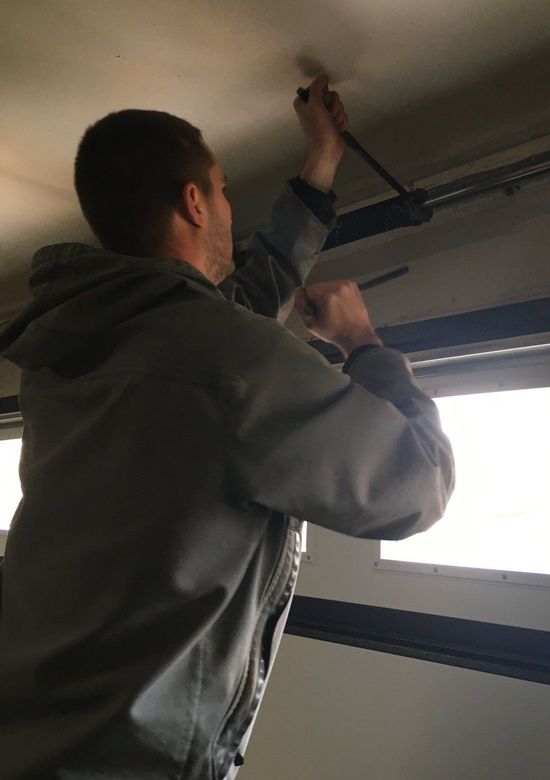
204, 206, 235, 285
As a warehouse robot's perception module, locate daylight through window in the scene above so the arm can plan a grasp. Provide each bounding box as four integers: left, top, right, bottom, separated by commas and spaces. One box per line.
0, 437, 22, 532
381, 387, 550, 577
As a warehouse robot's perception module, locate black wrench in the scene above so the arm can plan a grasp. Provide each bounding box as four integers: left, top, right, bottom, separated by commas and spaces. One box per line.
297, 85, 413, 317
297, 86, 408, 198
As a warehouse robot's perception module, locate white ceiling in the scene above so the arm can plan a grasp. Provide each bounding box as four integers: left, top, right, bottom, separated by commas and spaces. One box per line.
2, 0, 550, 307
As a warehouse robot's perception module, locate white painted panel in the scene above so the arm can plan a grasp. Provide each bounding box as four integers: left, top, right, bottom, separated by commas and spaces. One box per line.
296, 524, 550, 632
239, 635, 550, 780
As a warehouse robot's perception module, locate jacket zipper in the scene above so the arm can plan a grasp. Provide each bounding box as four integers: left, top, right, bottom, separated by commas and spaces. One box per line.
213, 519, 302, 778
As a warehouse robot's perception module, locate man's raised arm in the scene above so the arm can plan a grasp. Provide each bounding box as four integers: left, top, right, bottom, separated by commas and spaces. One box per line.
223, 279, 455, 539
219, 75, 349, 320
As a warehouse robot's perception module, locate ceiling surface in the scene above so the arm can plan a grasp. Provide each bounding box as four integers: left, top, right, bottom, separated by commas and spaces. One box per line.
2, 0, 550, 309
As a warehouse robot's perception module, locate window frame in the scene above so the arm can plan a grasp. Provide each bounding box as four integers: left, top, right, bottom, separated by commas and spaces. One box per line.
0, 396, 23, 555
376, 337, 550, 587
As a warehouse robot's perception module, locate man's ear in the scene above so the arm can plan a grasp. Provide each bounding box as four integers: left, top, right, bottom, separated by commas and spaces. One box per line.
178, 182, 207, 228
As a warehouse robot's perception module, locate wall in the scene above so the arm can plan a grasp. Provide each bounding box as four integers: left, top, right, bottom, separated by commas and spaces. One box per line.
239, 636, 550, 780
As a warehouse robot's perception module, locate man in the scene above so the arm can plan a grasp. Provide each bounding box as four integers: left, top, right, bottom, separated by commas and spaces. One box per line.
0, 76, 454, 779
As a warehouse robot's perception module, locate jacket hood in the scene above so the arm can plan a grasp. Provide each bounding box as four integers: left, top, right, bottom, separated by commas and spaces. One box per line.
0, 243, 222, 370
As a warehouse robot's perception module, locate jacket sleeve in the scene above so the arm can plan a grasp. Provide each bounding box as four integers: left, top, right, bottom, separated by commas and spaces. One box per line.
225, 315, 455, 540
219, 179, 337, 322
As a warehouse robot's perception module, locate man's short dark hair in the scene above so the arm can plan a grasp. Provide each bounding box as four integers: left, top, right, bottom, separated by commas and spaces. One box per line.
74, 109, 214, 257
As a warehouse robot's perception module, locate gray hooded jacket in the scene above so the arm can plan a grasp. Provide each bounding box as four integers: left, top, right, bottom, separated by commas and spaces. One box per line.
0, 180, 454, 779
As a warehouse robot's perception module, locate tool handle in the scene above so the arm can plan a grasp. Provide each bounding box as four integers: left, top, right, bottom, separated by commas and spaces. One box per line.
301, 267, 409, 319
357, 266, 409, 291
341, 133, 408, 198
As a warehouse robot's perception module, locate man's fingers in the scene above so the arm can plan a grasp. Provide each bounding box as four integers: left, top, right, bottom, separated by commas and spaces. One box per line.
334, 107, 345, 124
294, 287, 316, 318
296, 77, 346, 123
336, 112, 348, 131
308, 74, 330, 101
294, 286, 306, 314
294, 288, 317, 329
325, 92, 347, 132
293, 75, 348, 157
334, 110, 348, 131
295, 279, 378, 349
326, 92, 343, 113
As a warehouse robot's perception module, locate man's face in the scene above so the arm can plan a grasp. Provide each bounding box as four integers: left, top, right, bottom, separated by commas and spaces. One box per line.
203, 155, 235, 285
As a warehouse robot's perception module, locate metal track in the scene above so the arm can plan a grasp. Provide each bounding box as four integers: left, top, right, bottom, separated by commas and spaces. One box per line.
425, 149, 550, 209
318, 148, 550, 252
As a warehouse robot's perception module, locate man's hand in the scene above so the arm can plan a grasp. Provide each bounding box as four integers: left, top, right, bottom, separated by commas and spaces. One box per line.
295, 280, 383, 358
294, 75, 349, 193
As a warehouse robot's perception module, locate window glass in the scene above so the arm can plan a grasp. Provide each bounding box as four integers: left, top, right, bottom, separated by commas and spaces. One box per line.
1, 438, 22, 531
381, 387, 550, 576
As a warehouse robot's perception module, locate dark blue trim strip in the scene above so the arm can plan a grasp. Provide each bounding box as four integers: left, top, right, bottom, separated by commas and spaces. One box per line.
0, 395, 19, 414
285, 596, 550, 685
309, 296, 550, 363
